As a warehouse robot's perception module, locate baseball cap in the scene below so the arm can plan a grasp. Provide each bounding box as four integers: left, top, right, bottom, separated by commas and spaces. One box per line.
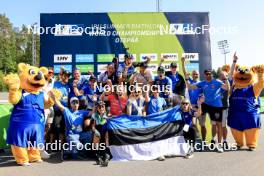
124, 54, 133, 59
170, 62, 178, 67
70, 97, 79, 104
157, 66, 165, 73
89, 75, 97, 82
140, 62, 148, 68
62, 70, 71, 77
96, 100, 105, 107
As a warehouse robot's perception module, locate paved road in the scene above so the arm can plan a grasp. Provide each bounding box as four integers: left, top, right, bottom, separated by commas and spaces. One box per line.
1, 117, 264, 176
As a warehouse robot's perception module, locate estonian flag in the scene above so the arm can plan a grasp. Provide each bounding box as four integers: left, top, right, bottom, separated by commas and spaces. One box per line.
107, 106, 188, 161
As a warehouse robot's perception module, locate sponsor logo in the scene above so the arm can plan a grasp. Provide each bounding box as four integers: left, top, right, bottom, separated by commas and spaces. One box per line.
118, 54, 137, 62
54, 54, 72, 63
54, 24, 84, 36
161, 53, 178, 61
76, 54, 94, 62
76, 64, 94, 73
140, 53, 157, 61
185, 63, 199, 73
54, 65, 72, 74
97, 64, 108, 73
97, 54, 115, 62
182, 53, 199, 61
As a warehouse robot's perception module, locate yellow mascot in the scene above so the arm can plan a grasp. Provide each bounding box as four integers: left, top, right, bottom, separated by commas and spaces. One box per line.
3, 63, 60, 166
227, 65, 264, 151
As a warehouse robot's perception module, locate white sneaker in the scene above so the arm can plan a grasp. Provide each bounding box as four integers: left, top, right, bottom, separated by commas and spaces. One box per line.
20, 162, 30, 166
217, 144, 224, 153
40, 150, 50, 159
157, 156, 165, 161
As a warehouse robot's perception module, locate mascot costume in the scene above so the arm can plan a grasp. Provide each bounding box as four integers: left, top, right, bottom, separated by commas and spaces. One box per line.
227, 65, 264, 150
3, 63, 60, 166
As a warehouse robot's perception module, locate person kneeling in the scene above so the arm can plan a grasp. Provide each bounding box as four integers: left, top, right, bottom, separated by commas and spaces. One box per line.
50, 92, 93, 160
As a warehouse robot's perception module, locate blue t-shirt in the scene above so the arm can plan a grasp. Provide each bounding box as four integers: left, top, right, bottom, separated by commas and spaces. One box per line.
195, 79, 223, 107
189, 79, 202, 105
63, 108, 89, 135
147, 96, 167, 115
82, 85, 100, 110
54, 81, 70, 107
69, 76, 89, 100
181, 110, 195, 127
117, 63, 135, 81
153, 76, 172, 98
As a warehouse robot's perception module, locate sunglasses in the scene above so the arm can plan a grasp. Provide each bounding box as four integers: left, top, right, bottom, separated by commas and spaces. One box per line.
205, 73, 212, 76
98, 105, 105, 109
71, 100, 79, 105
182, 102, 189, 105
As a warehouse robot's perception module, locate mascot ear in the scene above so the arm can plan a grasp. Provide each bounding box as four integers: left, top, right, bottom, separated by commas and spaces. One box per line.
40, 67, 48, 75
18, 63, 28, 73
251, 66, 256, 73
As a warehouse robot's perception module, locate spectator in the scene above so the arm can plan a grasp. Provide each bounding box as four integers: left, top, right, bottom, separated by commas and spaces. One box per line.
127, 87, 146, 116
145, 85, 167, 161
117, 54, 135, 83
219, 71, 230, 150
160, 57, 186, 96
98, 63, 118, 86
50, 70, 71, 145
101, 85, 128, 117
153, 66, 173, 105
50, 93, 93, 159
91, 101, 111, 167
180, 98, 202, 159
73, 76, 99, 111
69, 68, 89, 109
56, 66, 65, 82
187, 69, 230, 152
129, 62, 153, 89
181, 57, 205, 141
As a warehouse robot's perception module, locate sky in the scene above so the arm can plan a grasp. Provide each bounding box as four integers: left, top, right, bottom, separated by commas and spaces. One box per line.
0, 0, 263, 69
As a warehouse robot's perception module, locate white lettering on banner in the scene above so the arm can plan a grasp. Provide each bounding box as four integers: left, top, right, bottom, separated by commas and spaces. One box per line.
161, 53, 178, 61
182, 53, 199, 61
54, 54, 72, 63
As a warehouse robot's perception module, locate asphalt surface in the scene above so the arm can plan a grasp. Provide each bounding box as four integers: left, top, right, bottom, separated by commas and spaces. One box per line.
1, 116, 264, 176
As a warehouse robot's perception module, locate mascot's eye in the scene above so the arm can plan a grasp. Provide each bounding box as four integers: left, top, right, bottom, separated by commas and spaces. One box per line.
29, 69, 35, 75
245, 69, 249, 73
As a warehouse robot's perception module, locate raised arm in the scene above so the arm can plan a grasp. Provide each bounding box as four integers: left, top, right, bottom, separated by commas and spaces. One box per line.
228, 52, 238, 80
49, 91, 65, 112
158, 57, 165, 67
252, 65, 264, 97
181, 57, 188, 78
73, 80, 84, 96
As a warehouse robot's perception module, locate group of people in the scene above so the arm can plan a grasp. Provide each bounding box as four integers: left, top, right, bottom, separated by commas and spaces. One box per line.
42, 53, 239, 165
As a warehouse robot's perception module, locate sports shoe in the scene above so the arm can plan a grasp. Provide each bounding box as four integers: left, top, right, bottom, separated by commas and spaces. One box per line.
223, 141, 229, 150
184, 148, 194, 159
248, 147, 256, 152
157, 156, 165, 161
40, 150, 51, 159
216, 144, 224, 153
101, 154, 110, 167
210, 139, 216, 149
20, 162, 30, 166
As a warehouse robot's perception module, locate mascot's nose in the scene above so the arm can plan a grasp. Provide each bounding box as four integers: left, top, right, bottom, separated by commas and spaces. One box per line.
239, 70, 245, 75
34, 72, 43, 81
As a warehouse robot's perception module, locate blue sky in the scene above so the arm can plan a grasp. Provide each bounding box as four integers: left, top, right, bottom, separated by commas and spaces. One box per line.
1, 0, 263, 68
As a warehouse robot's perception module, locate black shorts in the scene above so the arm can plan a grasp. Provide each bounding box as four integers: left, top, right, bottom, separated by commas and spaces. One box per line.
201, 103, 223, 122
50, 109, 65, 134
